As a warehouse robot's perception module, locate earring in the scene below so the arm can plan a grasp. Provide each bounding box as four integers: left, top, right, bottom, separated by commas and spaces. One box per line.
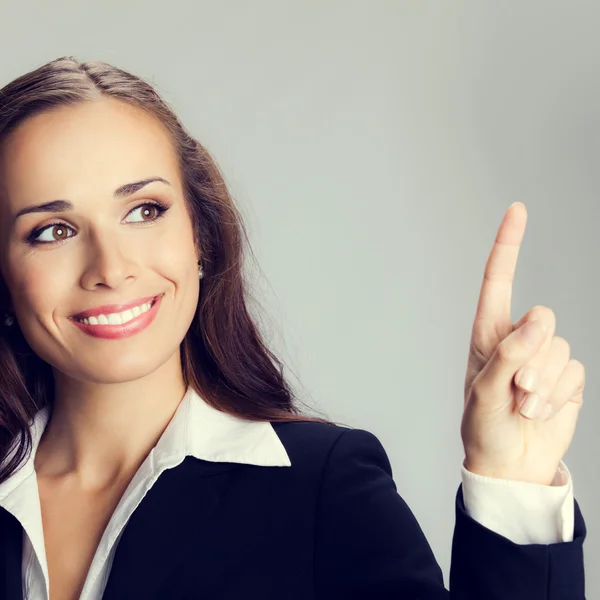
198, 260, 204, 279
3, 313, 14, 327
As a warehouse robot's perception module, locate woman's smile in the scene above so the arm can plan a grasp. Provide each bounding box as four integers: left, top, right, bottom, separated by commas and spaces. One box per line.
68, 293, 164, 339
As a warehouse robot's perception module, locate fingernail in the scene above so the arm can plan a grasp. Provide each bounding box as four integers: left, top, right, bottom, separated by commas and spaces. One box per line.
519, 368, 537, 392
520, 393, 541, 419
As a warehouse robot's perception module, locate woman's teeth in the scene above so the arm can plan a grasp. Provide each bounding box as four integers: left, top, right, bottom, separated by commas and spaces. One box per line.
76, 299, 155, 326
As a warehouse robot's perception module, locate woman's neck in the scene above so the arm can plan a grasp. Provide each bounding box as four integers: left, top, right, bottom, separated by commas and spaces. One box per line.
34, 351, 187, 492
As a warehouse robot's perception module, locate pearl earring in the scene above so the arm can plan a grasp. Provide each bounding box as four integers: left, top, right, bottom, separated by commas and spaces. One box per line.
198, 261, 204, 279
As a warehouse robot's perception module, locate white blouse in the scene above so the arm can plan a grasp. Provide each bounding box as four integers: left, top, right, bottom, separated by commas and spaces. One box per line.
0, 387, 574, 600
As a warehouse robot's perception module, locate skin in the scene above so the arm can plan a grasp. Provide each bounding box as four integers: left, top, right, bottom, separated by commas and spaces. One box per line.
0, 98, 201, 492
462, 202, 586, 486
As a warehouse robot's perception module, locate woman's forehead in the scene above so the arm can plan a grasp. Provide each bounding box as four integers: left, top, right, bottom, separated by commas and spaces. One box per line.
0, 100, 179, 204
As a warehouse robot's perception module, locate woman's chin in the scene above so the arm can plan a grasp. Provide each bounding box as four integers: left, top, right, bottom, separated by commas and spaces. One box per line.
60, 352, 177, 386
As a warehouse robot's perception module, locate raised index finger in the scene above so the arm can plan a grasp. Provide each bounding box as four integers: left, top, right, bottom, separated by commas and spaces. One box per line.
474, 202, 527, 328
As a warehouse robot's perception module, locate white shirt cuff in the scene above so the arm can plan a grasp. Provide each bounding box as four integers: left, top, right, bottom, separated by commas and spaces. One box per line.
460, 459, 574, 544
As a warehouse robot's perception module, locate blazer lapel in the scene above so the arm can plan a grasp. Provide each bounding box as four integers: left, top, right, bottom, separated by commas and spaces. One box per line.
102, 456, 243, 600
0, 506, 24, 600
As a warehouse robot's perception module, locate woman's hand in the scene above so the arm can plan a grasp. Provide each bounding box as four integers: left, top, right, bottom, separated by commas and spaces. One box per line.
461, 202, 586, 486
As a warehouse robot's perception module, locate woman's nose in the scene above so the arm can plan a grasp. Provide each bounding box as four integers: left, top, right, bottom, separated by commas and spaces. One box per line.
79, 241, 141, 291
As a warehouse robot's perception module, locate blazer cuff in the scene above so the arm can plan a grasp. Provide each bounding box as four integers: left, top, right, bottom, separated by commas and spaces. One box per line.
460, 459, 574, 544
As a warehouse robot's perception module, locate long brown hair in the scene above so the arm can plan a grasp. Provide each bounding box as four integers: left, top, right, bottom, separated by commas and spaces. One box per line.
0, 56, 338, 485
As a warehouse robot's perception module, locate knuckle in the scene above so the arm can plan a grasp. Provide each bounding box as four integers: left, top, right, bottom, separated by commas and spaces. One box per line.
570, 393, 584, 407
530, 305, 555, 320
496, 340, 516, 365
569, 359, 586, 388
529, 306, 556, 329
552, 336, 571, 358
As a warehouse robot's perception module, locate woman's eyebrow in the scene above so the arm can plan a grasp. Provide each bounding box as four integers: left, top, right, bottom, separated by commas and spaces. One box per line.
12, 176, 171, 223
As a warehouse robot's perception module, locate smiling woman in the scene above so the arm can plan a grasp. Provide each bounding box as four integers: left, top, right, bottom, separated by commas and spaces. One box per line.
0, 57, 586, 600
0, 58, 332, 444
0, 56, 338, 599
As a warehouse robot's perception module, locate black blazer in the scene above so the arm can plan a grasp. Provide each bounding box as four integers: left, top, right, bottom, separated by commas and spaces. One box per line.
0, 421, 587, 599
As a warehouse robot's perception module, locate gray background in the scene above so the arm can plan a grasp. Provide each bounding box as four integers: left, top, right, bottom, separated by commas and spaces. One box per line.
1, 0, 598, 595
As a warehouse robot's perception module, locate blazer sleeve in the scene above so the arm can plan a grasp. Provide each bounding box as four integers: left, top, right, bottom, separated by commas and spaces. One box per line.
313, 427, 587, 599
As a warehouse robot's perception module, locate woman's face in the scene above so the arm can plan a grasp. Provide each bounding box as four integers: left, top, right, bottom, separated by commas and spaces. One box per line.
0, 98, 200, 384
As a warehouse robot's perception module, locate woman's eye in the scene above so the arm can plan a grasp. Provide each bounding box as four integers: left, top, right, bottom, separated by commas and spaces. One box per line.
32, 223, 75, 244
124, 203, 163, 223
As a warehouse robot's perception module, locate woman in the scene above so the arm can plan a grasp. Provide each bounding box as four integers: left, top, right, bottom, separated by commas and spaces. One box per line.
0, 56, 586, 600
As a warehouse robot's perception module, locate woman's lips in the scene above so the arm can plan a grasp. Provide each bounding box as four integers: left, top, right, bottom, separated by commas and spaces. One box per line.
70, 294, 163, 340
70, 294, 159, 320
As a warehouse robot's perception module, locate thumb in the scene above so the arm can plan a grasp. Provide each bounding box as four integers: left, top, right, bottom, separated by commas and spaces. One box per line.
477, 319, 547, 400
